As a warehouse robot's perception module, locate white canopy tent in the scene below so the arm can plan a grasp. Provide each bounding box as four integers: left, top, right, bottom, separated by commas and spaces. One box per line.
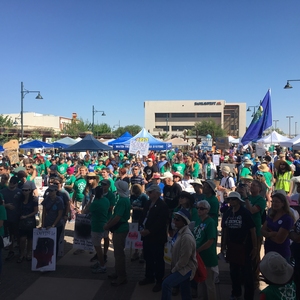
292, 142, 300, 151
281, 134, 300, 148
256, 131, 290, 144
165, 137, 189, 146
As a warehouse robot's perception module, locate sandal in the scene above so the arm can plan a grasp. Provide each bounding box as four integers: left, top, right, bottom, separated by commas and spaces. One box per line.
17, 256, 24, 263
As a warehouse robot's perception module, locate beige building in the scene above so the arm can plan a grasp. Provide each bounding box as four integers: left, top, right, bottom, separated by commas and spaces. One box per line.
144, 100, 246, 137
4, 112, 73, 132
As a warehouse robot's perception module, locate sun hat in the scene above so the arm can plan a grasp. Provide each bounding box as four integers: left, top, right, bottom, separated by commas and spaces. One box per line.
179, 191, 195, 204
240, 174, 254, 181
145, 184, 161, 193
274, 159, 291, 171
152, 173, 161, 179
160, 171, 173, 179
204, 180, 216, 194
221, 166, 231, 174
191, 178, 203, 186
67, 167, 75, 175
86, 172, 100, 182
172, 171, 183, 179
174, 208, 191, 225
258, 163, 269, 172
244, 160, 253, 166
115, 180, 129, 197
226, 191, 245, 202
260, 251, 294, 285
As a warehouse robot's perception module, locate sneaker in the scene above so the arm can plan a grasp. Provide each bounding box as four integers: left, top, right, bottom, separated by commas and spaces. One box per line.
5, 251, 15, 261
90, 261, 100, 269
92, 266, 107, 274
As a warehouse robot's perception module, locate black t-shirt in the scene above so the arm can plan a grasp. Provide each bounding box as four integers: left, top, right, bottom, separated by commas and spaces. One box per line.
144, 165, 159, 181
163, 183, 182, 210
223, 205, 255, 251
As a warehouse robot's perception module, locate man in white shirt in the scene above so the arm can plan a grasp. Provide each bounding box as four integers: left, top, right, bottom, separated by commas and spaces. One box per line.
202, 156, 217, 180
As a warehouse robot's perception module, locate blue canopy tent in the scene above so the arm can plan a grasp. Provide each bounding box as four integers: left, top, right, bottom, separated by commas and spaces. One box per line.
60, 134, 112, 152
113, 128, 172, 150
108, 132, 133, 145
20, 140, 54, 149
52, 142, 68, 149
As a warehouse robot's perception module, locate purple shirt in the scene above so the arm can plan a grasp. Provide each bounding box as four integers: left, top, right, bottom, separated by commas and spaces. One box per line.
264, 213, 293, 259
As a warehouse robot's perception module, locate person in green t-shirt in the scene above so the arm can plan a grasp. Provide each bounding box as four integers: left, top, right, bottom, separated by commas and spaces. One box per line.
172, 157, 186, 175
240, 160, 253, 179
104, 180, 130, 286
73, 166, 87, 210
202, 180, 219, 227
192, 200, 218, 299
242, 179, 266, 285
64, 167, 76, 199
57, 157, 68, 179
83, 186, 110, 274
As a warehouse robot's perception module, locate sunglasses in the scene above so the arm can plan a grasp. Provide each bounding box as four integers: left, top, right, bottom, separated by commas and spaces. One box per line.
22, 189, 30, 192
88, 177, 96, 180
197, 207, 207, 210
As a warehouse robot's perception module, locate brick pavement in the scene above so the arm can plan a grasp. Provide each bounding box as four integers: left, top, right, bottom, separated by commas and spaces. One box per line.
0, 221, 263, 300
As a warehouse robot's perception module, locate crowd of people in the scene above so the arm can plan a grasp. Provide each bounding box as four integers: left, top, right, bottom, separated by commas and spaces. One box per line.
0, 145, 300, 299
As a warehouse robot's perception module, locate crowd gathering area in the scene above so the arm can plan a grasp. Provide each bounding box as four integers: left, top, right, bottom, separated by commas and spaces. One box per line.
0, 144, 300, 300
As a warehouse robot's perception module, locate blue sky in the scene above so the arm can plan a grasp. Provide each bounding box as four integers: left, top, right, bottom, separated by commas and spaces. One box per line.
1, 0, 299, 135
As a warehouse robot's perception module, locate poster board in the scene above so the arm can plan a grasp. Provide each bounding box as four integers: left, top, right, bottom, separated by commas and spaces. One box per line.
125, 223, 143, 250
32, 228, 57, 271
215, 137, 230, 150
213, 155, 220, 166
73, 214, 93, 252
129, 140, 149, 156
4, 139, 19, 164
200, 138, 212, 151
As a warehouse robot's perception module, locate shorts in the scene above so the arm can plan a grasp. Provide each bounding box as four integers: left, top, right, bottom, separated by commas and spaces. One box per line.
91, 231, 108, 247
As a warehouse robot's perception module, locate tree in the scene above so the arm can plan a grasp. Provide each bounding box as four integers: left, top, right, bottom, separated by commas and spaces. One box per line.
113, 125, 142, 137
194, 119, 226, 139
0, 114, 14, 145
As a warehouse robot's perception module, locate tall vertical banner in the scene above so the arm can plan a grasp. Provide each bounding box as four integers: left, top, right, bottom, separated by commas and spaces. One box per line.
32, 228, 57, 272
73, 213, 94, 252
241, 89, 272, 145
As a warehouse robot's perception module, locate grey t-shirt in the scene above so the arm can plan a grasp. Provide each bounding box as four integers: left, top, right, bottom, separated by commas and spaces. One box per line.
41, 196, 64, 228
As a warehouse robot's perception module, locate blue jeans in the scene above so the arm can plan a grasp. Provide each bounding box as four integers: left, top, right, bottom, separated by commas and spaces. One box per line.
161, 270, 192, 300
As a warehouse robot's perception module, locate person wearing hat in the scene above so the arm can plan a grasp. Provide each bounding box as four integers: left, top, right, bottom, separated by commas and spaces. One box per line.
143, 158, 159, 187
259, 251, 296, 299
161, 208, 197, 300
274, 160, 292, 195
192, 200, 218, 299
81, 172, 100, 209
191, 178, 205, 202
139, 184, 169, 292
104, 181, 131, 286
258, 162, 273, 207
150, 173, 164, 194
240, 160, 253, 179
64, 167, 76, 199
218, 166, 236, 203
202, 180, 219, 227
72, 166, 88, 211
293, 153, 300, 177
222, 191, 257, 300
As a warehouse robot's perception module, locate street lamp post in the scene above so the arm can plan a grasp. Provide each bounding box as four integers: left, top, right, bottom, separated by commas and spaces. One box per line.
247, 105, 260, 117
286, 116, 294, 138
284, 79, 300, 89
273, 119, 279, 131
92, 105, 106, 133
295, 122, 298, 137
20, 82, 43, 144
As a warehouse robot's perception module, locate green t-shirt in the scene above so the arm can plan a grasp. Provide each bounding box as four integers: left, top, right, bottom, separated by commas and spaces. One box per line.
57, 163, 68, 176
0, 205, 7, 236
263, 171, 273, 188
73, 177, 87, 201
83, 160, 91, 167
248, 195, 266, 237
90, 197, 110, 232
240, 167, 251, 178
191, 162, 200, 178
108, 178, 117, 193
34, 163, 45, 176
94, 165, 105, 173
111, 196, 131, 233
64, 174, 76, 198
260, 281, 296, 299
205, 195, 219, 227
172, 163, 186, 175
193, 217, 218, 267
45, 160, 51, 175
104, 191, 116, 219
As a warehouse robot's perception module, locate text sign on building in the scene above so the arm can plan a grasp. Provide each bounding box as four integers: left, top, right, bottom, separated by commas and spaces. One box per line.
194, 102, 222, 106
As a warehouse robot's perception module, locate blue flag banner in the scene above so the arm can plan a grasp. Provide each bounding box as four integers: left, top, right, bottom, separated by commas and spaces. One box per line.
241, 89, 272, 145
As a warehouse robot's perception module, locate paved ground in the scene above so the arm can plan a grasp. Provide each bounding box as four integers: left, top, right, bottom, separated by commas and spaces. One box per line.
0, 221, 265, 300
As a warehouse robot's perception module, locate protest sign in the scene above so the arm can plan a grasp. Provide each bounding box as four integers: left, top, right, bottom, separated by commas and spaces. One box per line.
4, 139, 19, 164
213, 155, 220, 166
32, 228, 56, 271
125, 223, 143, 250
129, 139, 149, 156
215, 137, 230, 150
73, 214, 93, 252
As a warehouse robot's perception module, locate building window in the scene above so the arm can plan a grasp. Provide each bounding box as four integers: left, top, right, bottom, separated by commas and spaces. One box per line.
171, 113, 195, 118
196, 113, 221, 118
171, 126, 194, 131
